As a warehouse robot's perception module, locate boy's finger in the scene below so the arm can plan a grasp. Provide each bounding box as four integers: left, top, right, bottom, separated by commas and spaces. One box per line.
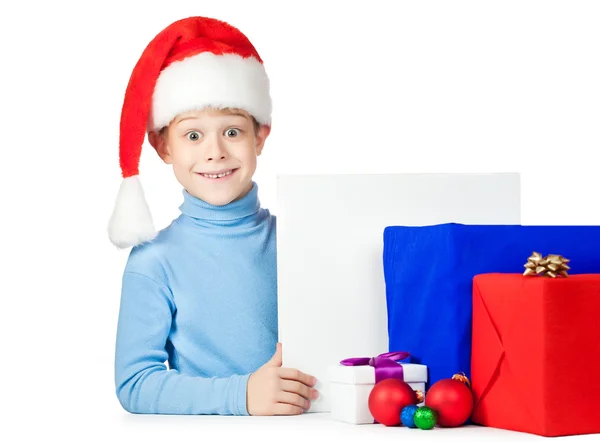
265, 342, 283, 367
280, 379, 318, 400
278, 368, 317, 386
274, 402, 304, 416
277, 391, 310, 410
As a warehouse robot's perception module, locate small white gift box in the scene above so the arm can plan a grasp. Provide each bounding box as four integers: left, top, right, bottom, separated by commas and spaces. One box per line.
328, 362, 428, 424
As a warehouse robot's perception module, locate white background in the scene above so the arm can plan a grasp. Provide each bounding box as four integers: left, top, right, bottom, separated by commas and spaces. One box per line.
1, 0, 599, 441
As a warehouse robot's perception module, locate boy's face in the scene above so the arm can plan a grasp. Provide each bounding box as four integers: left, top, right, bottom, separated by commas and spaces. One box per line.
149, 108, 270, 206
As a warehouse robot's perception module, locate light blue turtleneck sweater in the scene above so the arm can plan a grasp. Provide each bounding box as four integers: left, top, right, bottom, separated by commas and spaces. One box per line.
114, 182, 277, 415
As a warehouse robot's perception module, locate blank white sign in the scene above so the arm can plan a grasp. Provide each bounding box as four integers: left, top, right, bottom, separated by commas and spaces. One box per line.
276, 173, 521, 413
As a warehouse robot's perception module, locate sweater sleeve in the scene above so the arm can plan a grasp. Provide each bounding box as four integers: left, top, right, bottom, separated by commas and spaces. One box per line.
114, 270, 250, 415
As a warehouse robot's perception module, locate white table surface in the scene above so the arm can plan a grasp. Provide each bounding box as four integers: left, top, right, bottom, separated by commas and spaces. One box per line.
40, 411, 600, 442
10, 373, 599, 441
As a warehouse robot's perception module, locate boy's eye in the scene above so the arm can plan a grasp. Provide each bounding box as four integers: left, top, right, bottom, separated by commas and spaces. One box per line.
187, 131, 202, 141
225, 128, 240, 138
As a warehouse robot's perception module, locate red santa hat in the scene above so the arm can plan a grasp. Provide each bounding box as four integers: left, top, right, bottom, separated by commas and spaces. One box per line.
108, 16, 271, 248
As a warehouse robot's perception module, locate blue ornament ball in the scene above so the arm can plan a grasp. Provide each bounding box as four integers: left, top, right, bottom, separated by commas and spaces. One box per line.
400, 404, 419, 428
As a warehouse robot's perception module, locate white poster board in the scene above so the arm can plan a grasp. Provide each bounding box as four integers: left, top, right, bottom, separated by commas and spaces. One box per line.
276, 173, 521, 413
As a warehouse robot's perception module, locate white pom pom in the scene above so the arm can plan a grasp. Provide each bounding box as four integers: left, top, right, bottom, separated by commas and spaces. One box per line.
108, 175, 157, 249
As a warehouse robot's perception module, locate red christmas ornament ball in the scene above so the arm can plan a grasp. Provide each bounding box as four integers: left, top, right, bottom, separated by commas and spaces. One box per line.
425, 374, 474, 427
368, 378, 418, 426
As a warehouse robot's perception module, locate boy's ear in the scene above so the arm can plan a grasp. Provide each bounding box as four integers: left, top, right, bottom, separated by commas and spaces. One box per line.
255, 125, 271, 156
148, 130, 172, 164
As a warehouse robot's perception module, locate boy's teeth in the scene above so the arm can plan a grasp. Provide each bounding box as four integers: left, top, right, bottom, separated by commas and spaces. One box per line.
202, 170, 233, 179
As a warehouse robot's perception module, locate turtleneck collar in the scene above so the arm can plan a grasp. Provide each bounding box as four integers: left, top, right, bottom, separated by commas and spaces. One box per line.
179, 181, 261, 222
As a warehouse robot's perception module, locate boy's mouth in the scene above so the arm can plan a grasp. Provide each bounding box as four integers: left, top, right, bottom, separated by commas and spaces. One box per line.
196, 168, 238, 180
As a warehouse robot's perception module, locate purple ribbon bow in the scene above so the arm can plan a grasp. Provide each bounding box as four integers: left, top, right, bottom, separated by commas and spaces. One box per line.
340, 351, 410, 383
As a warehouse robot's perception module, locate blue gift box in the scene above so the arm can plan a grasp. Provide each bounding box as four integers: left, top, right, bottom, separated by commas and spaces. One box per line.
382, 223, 600, 389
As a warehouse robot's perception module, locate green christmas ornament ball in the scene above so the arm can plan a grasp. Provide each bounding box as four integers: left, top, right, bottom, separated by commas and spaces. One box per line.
414, 406, 438, 430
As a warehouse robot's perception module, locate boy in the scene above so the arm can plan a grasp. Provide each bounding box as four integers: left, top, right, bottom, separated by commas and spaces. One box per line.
108, 16, 319, 416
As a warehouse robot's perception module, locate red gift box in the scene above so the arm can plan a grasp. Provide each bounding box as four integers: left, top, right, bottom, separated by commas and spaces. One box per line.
471, 273, 600, 437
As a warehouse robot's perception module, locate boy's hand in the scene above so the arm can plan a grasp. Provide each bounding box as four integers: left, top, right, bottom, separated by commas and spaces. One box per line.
247, 342, 319, 416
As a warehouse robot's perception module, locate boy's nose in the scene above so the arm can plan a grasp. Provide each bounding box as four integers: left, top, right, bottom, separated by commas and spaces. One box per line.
204, 139, 228, 161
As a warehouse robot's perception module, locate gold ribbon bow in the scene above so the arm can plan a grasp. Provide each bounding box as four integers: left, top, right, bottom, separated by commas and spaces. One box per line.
523, 251, 570, 278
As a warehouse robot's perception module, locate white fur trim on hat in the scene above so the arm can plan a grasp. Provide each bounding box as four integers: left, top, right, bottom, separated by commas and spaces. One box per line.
149, 52, 272, 130
108, 175, 157, 249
